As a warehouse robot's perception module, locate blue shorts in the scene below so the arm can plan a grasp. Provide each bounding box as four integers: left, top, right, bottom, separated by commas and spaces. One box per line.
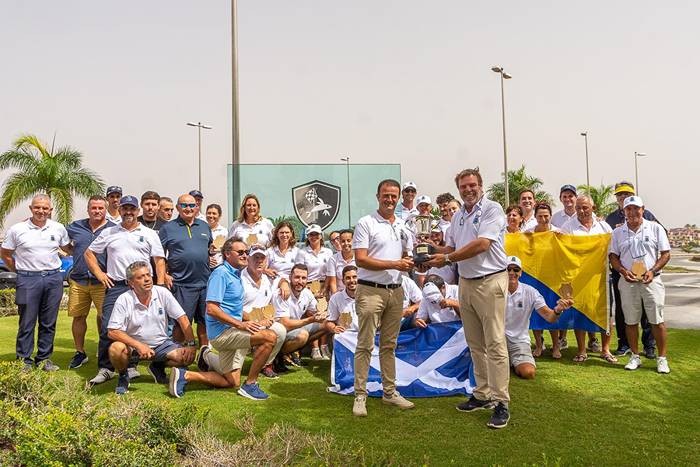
129, 338, 181, 364
172, 284, 207, 324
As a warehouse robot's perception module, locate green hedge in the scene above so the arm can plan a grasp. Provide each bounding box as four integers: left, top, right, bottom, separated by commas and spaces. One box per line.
0, 289, 15, 317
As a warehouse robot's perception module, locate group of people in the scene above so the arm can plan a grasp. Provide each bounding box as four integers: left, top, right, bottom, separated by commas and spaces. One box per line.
0, 168, 671, 428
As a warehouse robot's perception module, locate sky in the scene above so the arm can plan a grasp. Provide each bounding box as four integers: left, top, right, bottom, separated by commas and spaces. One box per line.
1, 1, 698, 229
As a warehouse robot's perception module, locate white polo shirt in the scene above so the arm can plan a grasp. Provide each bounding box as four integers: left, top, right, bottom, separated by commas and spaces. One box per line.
209, 224, 228, 266
521, 215, 538, 232
295, 245, 333, 281
266, 245, 299, 279
229, 217, 275, 246
107, 286, 185, 347
106, 212, 122, 224
505, 282, 546, 345
327, 289, 358, 331
560, 217, 612, 235
416, 283, 460, 323
353, 211, 413, 285
1, 219, 69, 271
609, 219, 670, 271
396, 203, 418, 220
325, 251, 356, 291
523, 224, 561, 233
438, 218, 451, 235
551, 209, 576, 228
401, 276, 422, 309
241, 268, 279, 312
445, 196, 507, 279
88, 223, 165, 281
273, 287, 317, 320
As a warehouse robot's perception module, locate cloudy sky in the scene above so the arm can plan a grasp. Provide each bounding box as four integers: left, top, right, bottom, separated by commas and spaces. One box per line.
1, 1, 697, 228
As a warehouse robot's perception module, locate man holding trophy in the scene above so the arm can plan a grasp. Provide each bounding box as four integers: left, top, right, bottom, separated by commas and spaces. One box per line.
609, 196, 671, 373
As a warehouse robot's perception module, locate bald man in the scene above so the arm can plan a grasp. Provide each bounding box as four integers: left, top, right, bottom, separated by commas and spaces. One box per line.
1, 194, 72, 371
159, 194, 213, 347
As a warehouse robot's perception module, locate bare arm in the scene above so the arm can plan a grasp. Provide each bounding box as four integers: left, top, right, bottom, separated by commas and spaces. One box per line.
206, 301, 263, 333
278, 314, 318, 331
425, 238, 491, 268
355, 248, 413, 272
84, 249, 113, 287
609, 253, 638, 283
154, 257, 166, 285
535, 299, 574, 323
0, 248, 15, 272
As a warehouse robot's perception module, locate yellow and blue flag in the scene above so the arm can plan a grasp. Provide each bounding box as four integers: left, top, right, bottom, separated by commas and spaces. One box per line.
505, 231, 611, 332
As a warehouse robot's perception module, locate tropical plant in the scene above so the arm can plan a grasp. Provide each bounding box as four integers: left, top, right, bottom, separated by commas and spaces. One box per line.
577, 183, 618, 218
269, 214, 305, 241
486, 165, 554, 208
0, 134, 104, 226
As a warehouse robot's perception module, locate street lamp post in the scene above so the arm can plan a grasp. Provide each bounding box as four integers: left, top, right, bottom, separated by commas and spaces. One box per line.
491, 66, 512, 206
634, 151, 647, 195
186, 122, 213, 192
231, 0, 241, 211
340, 156, 351, 228
580, 131, 590, 189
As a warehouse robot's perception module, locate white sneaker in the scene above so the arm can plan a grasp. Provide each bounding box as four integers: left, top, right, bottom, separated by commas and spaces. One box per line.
311, 347, 323, 360
353, 395, 367, 417
656, 356, 670, 374
382, 391, 415, 410
320, 345, 331, 360
625, 354, 642, 371
559, 337, 569, 350
89, 368, 116, 385
127, 367, 141, 380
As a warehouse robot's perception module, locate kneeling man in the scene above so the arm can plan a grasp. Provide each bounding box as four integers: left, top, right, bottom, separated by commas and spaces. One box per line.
107, 261, 231, 397
505, 257, 573, 379
325, 265, 360, 334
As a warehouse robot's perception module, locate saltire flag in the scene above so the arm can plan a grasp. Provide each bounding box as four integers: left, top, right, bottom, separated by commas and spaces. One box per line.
328, 321, 475, 398
505, 231, 611, 332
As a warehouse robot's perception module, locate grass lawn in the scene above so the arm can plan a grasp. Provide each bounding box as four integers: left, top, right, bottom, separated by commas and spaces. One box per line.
1, 313, 699, 466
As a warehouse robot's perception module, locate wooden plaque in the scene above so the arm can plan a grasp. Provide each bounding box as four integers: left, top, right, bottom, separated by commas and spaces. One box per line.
558, 283, 574, 300
631, 261, 646, 281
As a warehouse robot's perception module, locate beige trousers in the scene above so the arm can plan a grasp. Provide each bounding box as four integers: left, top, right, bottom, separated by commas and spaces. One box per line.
353, 284, 404, 397
458, 271, 510, 403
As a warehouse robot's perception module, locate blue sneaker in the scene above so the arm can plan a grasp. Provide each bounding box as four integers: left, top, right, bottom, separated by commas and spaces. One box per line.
238, 382, 269, 401
115, 372, 130, 395
168, 367, 188, 398
69, 351, 89, 369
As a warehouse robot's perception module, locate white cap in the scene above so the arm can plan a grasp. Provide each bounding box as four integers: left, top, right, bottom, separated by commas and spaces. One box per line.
422, 282, 443, 304
248, 245, 267, 257
305, 224, 323, 236
623, 196, 644, 209
507, 256, 522, 268
416, 195, 432, 206
402, 181, 417, 191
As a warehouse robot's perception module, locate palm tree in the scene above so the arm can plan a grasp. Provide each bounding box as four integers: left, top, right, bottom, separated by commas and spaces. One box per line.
577, 183, 617, 218
0, 134, 104, 227
486, 165, 554, 208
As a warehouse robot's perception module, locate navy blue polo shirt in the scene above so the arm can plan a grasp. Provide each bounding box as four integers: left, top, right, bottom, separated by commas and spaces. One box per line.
159, 217, 212, 287
66, 218, 115, 285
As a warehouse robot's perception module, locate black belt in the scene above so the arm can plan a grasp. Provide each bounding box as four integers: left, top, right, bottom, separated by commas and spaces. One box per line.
358, 279, 401, 289
16, 269, 60, 277
111, 280, 128, 287
460, 268, 507, 281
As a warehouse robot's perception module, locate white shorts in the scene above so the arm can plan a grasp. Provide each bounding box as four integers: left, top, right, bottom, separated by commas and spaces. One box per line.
617, 276, 665, 325
506, 338, 536, 368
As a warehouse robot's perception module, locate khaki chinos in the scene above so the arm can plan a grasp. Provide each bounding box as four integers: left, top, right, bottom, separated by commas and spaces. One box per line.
459, 271, 510, 403
353, 283, 404, 397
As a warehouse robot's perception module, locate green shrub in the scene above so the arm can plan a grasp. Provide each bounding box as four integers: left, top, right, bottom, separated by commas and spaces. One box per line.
0, 289, 16, 317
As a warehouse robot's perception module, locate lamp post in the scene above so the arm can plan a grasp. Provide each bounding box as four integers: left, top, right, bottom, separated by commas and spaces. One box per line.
634, 151, 647, 195
231, 0, 241, 211
186, 122, 213, 191
491, 66, 512, 206
340, 156, 351, 227
580, 131, 590, 189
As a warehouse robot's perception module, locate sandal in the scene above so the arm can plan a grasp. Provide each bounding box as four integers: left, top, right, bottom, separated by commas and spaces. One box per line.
532, 347, 543, 358
552, 348, 562, 360
573, 353, 588, 362
601, 353, 618, 364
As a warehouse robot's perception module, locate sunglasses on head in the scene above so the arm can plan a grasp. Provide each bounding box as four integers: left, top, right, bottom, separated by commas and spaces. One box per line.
507, 267, 521, 272
179, 203, 197, 209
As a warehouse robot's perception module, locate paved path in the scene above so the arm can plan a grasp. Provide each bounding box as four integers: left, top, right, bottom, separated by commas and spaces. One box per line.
661, 273, 700, 329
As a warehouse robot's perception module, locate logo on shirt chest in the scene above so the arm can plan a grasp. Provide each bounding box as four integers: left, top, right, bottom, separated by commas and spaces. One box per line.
158, 307, 164, 315
292, 180, 341, 230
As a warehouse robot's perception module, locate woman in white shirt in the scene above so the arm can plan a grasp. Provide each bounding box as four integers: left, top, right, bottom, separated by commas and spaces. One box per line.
265, 221, 300, 279
228, 194, 275, 246
206, 203, 228, 267
295, 224, 333, 284
325, 229, 355, 295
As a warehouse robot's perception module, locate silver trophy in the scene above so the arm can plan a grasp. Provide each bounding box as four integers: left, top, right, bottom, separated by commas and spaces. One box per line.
412, 215, 434, 265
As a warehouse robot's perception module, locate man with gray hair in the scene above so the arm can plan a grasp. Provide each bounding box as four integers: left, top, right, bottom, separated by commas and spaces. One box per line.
107, 261, 232, 396
1, 194, 71, 371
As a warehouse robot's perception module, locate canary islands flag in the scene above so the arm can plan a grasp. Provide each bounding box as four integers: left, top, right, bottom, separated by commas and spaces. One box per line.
505, 231, 610, 332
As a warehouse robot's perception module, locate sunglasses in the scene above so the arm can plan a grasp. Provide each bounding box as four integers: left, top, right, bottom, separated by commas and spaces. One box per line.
507, 267, 521, 272
232, 249, 248, 256
179, 203, 197, 209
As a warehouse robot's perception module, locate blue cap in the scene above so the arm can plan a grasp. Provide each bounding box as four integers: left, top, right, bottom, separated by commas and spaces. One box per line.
119, 195, 139, 207
106, 185, 122, 196
560, 184, 577, 195
189, 190, 203, 199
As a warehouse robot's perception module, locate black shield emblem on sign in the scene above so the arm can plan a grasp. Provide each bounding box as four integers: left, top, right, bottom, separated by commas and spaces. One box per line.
292, 180, 341, 230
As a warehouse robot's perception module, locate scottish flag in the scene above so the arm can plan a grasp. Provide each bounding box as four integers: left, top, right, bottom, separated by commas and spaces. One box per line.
328, 321, 475, 398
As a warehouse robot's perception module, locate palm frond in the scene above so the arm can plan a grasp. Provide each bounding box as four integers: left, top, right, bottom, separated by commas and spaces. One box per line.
0, 174, 44, 228
0, 149, 40, 172
13, 134, 50, 158
47, 187, 73, 225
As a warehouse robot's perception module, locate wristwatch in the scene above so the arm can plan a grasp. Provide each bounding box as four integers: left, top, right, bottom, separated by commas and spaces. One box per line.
185, 340, 196, 347
444, 254, 453, 266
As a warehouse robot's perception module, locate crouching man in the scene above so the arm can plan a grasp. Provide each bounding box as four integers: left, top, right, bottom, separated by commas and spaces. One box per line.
107, 261, 231, 397
324, 265, 360, 334
504, 256, 573, 379
414, 275, 460, 328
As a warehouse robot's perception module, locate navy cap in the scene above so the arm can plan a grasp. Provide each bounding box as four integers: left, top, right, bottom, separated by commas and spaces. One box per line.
189, 190, 203, 199
560, 184, 577, 195
119, 195, 139, 207
106, 185, 122, 196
